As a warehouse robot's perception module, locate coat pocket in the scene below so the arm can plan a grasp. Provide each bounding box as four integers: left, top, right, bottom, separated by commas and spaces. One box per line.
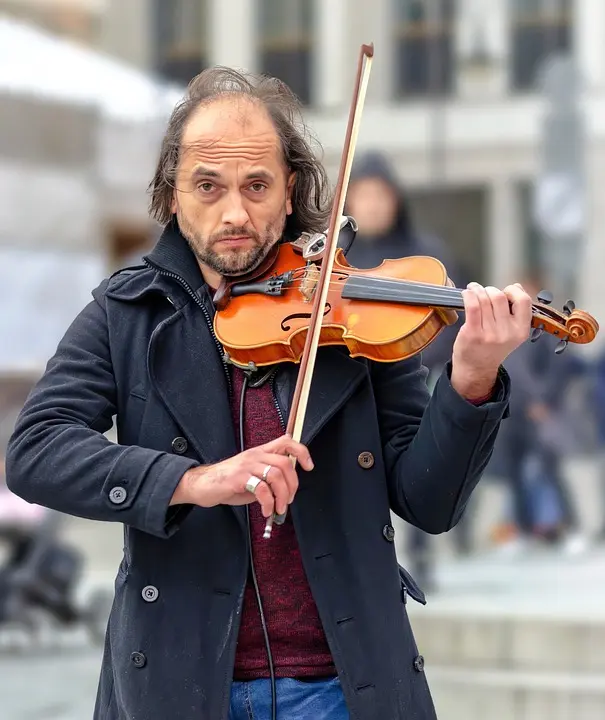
116, 383, 147, 445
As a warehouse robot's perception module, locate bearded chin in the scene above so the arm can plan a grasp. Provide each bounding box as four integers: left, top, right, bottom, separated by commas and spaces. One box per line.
176, 207, 285, 278
211, 240, 275, 278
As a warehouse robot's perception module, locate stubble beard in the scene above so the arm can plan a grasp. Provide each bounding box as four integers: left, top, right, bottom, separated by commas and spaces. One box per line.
176, 205, 286, 278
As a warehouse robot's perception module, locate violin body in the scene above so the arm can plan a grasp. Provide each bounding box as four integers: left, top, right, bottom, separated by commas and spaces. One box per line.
214, 242, 459, 368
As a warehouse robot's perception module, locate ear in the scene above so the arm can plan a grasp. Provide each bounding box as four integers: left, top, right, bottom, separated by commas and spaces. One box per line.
170, 191, 177, 214
285, 172, 296, 215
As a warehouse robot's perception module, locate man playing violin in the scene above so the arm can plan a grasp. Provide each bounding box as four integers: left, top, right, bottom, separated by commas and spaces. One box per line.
5, 68, 532, 720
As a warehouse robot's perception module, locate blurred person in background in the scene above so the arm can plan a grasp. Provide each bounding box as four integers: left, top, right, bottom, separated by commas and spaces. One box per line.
345, 152, 468, 377
488, 274, 589, 555
5, 68, 532, 720
345, 152, 472, 590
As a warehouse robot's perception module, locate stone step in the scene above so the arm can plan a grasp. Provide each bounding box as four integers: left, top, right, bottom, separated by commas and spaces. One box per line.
403, 538, 605, 677
426, 667, 605, 720
408, 610, 605, 675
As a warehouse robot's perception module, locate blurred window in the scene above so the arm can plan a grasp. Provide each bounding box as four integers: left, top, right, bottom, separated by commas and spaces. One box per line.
510, 0, 572, 91
393, 0, 455, 98
258, 0, 313, 105
153, 0, 208, 85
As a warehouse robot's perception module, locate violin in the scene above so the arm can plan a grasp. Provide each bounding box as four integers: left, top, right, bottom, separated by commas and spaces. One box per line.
213, 215, 599, 368
213, 43, 599, 538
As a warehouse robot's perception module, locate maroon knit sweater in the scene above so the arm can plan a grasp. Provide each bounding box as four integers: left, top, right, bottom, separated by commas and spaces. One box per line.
230, 366, 336, 680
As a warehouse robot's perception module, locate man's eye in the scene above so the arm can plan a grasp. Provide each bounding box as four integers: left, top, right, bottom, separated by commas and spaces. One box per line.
249, 183, 266, 192
198, 182, 215, 192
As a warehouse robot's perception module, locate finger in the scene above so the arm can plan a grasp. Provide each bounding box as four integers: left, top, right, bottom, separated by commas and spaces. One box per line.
484, 286, 511, 326
252, 457, 295, 514
263, 435, 314, 471
252, 480, 276, 518
503, 284, 533, 328
468, 282, 496, 331
264, 453, 300, 504
461, 286, 482, 332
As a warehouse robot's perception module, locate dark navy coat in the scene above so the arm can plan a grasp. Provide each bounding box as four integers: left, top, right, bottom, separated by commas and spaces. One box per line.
5, 223, 511, 719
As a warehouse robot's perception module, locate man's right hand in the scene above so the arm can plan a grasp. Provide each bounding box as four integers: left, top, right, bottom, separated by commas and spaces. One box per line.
169, 434, 314, 518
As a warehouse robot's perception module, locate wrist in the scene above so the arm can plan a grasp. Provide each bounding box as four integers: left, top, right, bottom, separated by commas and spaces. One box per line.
450, 364, 499, 402
170, 465, 211, 506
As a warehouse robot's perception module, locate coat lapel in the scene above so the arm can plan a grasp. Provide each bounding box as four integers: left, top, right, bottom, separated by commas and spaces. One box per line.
277, 348, 369, 447
147, 302, 238, 466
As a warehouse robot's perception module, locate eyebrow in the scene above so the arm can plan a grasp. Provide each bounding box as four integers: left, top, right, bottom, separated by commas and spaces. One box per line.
191, 166, 275, 183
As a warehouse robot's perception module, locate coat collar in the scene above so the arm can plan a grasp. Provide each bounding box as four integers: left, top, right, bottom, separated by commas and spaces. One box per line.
143, 218, 206, 297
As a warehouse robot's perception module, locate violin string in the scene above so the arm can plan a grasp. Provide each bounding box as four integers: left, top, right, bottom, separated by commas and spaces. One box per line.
286, 270, 464, 296
289, 266, 461, 288
281, 277, 545, 316
280, 283, 464, 309
284, 277, 465, 304
285, 270, 549, 311
288, 268, 465, 297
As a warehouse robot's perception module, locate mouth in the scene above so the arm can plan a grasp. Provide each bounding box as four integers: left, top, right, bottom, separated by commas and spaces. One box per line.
216, 236, 253, 247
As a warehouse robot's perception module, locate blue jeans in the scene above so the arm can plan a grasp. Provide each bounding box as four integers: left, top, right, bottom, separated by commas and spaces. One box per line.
229, 676, 349, 719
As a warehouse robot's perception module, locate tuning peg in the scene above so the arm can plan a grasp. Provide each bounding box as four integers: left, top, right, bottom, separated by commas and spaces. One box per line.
530, 324, 544, 342
537, 290, 553, 305
563, 299, 575, 315
555, 338, 568, 354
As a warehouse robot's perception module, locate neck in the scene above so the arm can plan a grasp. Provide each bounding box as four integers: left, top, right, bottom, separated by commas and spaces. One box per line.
197, 261, 222, 291
341, 274, 466, 310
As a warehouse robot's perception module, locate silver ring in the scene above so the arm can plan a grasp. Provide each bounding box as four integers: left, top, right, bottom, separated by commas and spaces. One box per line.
245, 476, 263, 494
262, 465, 271, 482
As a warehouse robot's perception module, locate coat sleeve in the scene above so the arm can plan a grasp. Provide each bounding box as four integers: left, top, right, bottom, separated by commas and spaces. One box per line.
370, 354, 510, 534
4, 282, 198, 539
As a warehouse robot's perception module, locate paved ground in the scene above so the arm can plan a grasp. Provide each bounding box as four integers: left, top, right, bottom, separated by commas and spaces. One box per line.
0, 646, 103, 719
0, 456, 602, 718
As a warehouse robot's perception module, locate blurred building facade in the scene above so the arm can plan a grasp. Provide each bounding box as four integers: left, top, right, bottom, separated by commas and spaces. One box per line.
2, 0, 604, 346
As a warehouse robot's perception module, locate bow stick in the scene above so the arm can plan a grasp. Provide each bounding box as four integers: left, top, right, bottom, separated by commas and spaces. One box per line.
264, 43, 375, 539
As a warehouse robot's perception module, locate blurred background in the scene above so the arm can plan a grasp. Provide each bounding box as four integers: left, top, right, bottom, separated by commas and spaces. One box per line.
1, 0, 605, 718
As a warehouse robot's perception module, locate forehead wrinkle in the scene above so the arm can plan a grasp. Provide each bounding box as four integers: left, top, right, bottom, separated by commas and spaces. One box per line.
181, 136, 282, 166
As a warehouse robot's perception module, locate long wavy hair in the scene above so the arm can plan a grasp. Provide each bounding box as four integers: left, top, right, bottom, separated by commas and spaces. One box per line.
148, 67, 332, 239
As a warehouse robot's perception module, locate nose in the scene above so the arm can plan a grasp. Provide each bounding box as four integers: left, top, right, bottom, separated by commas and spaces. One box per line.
221, 191, 251, 228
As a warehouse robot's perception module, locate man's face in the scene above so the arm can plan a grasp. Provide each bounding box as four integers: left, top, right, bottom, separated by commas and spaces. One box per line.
171, 97, 295, 283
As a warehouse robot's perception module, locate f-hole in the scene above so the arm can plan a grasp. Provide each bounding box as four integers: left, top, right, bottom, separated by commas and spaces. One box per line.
281, 303, 332, 331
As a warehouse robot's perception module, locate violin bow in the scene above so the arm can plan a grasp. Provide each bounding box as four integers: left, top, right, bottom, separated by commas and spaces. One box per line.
263, 43, 375, 539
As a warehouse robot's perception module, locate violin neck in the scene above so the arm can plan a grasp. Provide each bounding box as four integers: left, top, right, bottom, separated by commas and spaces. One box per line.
341, 275, 466, 311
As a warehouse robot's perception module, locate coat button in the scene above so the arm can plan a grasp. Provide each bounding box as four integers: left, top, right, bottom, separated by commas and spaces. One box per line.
131, 651, 146, 668
357, 451, 374, 469
171, 436, 188, 454
382, 524, 395, 542
413, 655, 425, 672
109, 486, 127, 504
142, 585, 159, 602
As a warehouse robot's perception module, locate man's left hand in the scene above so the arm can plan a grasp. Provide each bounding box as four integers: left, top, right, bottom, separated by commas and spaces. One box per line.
451, 282, 533, 401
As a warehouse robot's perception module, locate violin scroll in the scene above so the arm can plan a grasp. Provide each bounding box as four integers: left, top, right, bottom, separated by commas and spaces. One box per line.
529, 289, 599, 353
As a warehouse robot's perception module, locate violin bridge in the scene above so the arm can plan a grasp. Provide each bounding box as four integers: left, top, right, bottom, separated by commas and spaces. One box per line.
300, 264, 320, 302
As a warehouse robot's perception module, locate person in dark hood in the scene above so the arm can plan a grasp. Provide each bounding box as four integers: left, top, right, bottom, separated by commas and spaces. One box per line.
344, 151, 468, 376
344, 152, 473, 588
